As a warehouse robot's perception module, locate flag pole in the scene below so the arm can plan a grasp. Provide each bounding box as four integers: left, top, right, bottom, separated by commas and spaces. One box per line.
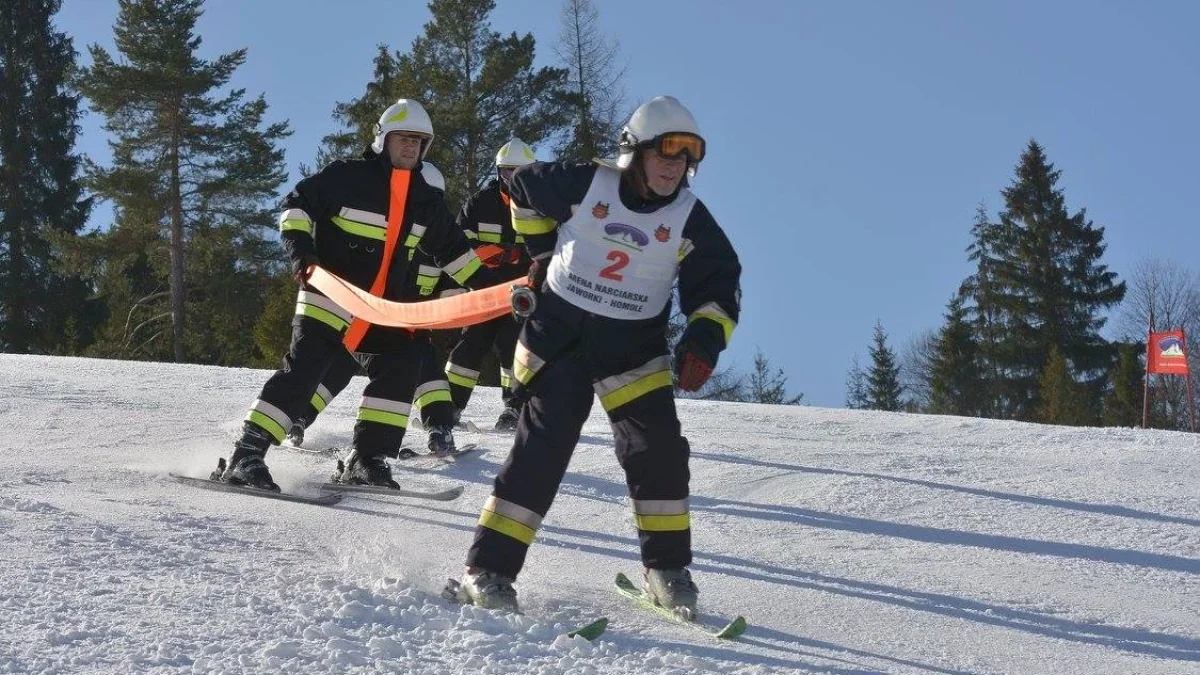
1143, 308, 1153, 428
1185, 330, 1196, 433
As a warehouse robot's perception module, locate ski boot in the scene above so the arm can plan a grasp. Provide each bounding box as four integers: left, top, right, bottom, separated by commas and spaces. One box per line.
331, 447, 399, 488
427, 425, 457, 457
284, 417, 307, 447
218, 426, 280, 492
494, 406, 520, 431
444, 568, 519, 613
644, 567, 699, 620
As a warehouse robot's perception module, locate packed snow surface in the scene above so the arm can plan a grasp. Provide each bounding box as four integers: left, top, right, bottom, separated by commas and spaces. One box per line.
0, 354, 1196, 674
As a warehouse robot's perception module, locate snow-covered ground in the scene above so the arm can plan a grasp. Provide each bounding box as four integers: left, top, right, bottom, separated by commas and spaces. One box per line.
0, 354, 1196, 674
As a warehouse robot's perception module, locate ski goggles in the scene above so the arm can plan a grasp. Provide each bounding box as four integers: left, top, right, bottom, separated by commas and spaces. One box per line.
651, 132, 706, 162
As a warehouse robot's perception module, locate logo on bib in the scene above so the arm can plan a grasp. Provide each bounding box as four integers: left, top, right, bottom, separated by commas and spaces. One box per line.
603, 222, 649, 249
592, 201, 609, 219
654, 225, 671, 243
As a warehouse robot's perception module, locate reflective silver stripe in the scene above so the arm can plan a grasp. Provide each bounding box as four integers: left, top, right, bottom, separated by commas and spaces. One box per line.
315, 383, 333, 404
438, 288, 467, 297
248, 399, 291, 432
678, 237, 696, 261
632, 498, 688, 515
418, 264, 441, 277
511, 205, 542, 221
477, 222, 503, 234
442, 249, 477, 276
339, 207, 387, 227
499, 367, 513, 379
513, 341, 546, 385
484, 495, 542, 530
410, 224, 427, 237
446, 363, 481, 379
689, 301, 737, 345
413, 380, 449, 401
279, 208, 311, 224
297, 291, 352, 322
360, 396, 411, 415
594, 356, 673, 399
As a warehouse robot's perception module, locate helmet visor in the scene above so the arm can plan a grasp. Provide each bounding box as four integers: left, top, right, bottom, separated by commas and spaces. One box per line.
655, 132, 706, 162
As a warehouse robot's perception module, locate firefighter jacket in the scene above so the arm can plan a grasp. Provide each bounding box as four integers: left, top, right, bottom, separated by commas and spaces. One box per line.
277, 150, 487, 352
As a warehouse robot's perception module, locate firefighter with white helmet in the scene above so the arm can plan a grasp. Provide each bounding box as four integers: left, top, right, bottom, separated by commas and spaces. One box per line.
217, 100, 496, 493
436, 138, 539, 432
447, 97, 741, 618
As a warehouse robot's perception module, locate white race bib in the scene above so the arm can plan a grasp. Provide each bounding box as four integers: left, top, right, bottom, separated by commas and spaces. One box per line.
545, 167, 695, 319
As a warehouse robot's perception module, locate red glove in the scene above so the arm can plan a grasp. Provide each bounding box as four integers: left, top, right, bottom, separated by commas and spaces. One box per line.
674, 342, 715, 392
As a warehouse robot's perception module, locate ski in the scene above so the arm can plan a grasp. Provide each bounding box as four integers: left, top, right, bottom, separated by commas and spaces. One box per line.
170, 473, 343, 507
409, 418, 480, 433
567, 617, 609, 641
613, 572, 746, 640
318, 482, 464, 501
441, 578, 608, 642
394, 443, 481, 463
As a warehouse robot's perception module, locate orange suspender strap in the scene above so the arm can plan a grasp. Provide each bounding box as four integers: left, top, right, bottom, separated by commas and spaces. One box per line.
342, 168, 411, 351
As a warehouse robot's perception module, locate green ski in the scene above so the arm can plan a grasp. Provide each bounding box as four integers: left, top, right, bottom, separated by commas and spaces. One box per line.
614, 572, 746, 640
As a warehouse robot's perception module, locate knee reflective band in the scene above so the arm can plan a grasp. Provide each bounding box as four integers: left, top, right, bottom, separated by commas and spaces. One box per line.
295, 291, 352, 332
594, 356, 673, 412
310, 383, 334, 413
413, 380, 452, 410
356, 396, 411, 428
247, 399, 291, 443
499, 368, 513, 389
632, 498, 690, 532
512, 341, 546, 386
478, 495, 542, 545
445, 362, 481, 389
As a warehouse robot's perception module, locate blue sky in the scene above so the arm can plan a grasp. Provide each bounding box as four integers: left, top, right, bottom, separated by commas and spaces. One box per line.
56, 0, 1200, 407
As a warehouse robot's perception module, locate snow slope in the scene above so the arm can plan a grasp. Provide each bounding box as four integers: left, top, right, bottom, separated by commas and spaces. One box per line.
0, 354, 1196, 674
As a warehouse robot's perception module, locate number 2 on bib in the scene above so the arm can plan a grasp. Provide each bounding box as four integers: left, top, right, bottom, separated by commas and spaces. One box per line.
600, 250, 630, 281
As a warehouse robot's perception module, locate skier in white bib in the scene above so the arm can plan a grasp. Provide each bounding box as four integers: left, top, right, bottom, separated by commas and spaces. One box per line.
449, 96, 742, 617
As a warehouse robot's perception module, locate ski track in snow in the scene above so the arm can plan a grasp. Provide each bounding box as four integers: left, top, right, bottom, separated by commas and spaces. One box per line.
0, 354, 1197, 674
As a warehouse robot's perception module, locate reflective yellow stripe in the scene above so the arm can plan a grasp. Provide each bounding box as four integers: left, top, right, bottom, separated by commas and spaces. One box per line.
247, 410, 286, 443
331, 215, 387, 241
450, 256, 482, 284
678, 237, 695, 262
280, 219, 313, 235
499, 369, 512, 388
446, 371, 477, 389
515, 234, 525, 244
478, 510, 536, 545
634, 513, 691, 531
477, 232, 503, 243
310, 392, 327, 412
513, 342, 544, 385
513, 215, 556, 235
297, 304, 350, 332
357, 408, 408, 427
688, 302, 736, 345
596, 357, 674, 411
413, 380, 453, 409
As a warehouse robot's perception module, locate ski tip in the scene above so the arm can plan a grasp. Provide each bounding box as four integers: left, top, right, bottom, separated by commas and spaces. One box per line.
567, 616, 609, 641
715, 615, 748, 639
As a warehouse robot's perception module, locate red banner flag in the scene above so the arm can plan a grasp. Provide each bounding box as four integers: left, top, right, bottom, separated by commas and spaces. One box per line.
1147, 330, 1190, 375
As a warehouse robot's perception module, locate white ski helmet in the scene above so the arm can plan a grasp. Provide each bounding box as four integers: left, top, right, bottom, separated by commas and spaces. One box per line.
371, 99, 435, 157
616, 95, 705, 175
495, 138, 536, 168
420, 162, 446, 192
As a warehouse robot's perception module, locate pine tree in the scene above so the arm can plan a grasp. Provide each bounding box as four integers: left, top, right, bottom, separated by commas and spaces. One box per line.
1038, 345, 1088, 425
959, 201, 1009, 417
977, 141, 1125, 420
928, 293, 985, 416
76, 0, 290, 363
1102, 341, 1144, 427
845, 355, 868, 409
320, 0, 573, 209
867, 321, 903, 411
0, 0, 94, 354
745, 348, 803, 405
553, 0, 626, 162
